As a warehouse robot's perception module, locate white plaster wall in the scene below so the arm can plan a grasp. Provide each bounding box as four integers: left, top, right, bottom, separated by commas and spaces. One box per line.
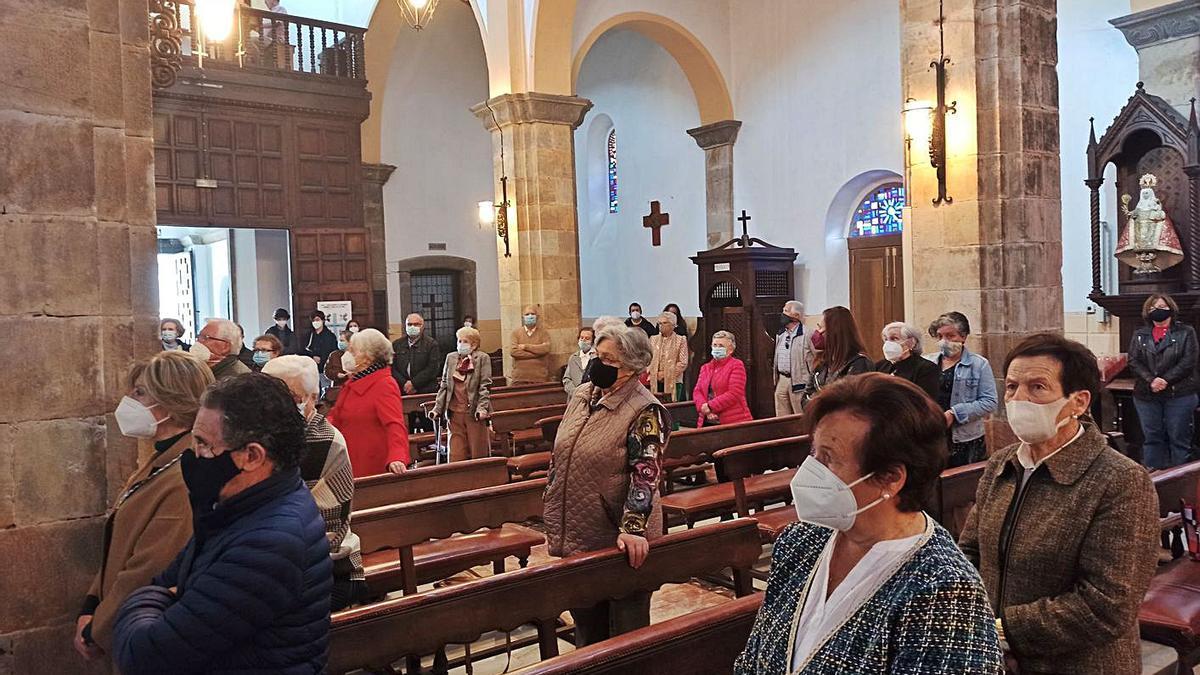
574, 28, 707, 317
570, 0, 733, 91
379, 0, 499, 322
730, 0, 904, 313
1057, 0, 1139, 310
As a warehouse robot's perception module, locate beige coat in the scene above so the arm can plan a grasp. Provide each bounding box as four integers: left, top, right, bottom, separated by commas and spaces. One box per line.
432, 350, 493, 418
959, 423, 1159, 674
543, 380, 665, 557
649, 333, 688, 396
509, 325, 551, 383
86, 434, 194, 648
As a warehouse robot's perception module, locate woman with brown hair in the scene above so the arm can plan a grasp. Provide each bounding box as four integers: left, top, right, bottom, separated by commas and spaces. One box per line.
1128, 293, 1200, 469
73, 350, 214, 663
804, 306, 872, 404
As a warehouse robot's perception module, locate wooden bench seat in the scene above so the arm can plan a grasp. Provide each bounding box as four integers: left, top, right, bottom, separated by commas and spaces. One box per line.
660, 470, 795, 529
354, 479, 547, 595
926, 461, 986, 540
660, 414, 805, 495
516, 593, 763, 674
752, 507, 797, 542
353, 457, 510, 511
329, 519, 763, 674
363, 524, 544, 594
1137, 460, 1200, 672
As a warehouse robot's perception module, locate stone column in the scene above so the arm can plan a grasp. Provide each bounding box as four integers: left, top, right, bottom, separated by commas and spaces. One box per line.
1112, 0, 1200, 115
0, 0, 157, 670
471, 93, 592, 378
687, 120, 742, 248
362, 163, 396, 331
903, 0, 1063, 367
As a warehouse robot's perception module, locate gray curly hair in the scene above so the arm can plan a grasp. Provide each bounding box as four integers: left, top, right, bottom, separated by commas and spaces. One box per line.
596, 324, 654, 372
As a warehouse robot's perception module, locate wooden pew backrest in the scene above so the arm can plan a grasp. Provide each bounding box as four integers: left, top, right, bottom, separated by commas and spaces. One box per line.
352, 457, 510, 511
1152, 460, 1200, 519
714, 435, 811, 517
402, 381, 556, 410
935, 461, 986, 540
664, 414, 806, 467
536, 400, 696, 444
490, 403, 568, 435
329, 519, 763, 675
355, 478, 548, 554
516, 594, 763, 675
490, 388, 568, 412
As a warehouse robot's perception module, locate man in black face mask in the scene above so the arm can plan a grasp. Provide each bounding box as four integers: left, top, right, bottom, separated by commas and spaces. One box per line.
113, 373, 334, 674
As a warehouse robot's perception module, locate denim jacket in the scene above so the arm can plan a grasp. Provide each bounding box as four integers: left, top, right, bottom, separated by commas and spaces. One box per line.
932, 347, 998, 443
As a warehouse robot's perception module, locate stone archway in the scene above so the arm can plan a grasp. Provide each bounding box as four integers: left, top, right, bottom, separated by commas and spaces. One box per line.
393, 254, 479, 324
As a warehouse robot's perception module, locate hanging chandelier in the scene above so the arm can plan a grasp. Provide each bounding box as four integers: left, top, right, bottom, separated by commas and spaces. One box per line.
395, 0, 440, 30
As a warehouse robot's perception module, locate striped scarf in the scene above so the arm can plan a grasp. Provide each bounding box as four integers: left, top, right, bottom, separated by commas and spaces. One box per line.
352, 361, 386, 381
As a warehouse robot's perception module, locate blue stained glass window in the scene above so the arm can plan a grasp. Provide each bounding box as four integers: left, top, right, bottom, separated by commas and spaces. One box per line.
850, 183, 905, 237
607, 129, 618, 213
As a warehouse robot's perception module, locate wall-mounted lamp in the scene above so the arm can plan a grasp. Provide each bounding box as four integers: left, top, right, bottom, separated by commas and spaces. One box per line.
903, 99, 934, 148
481, 101, 513, 257
906, 0, 956, 206
477, 200, 495, 226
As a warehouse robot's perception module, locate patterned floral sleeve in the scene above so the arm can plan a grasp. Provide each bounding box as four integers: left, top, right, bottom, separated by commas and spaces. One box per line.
619, 405, 670, 536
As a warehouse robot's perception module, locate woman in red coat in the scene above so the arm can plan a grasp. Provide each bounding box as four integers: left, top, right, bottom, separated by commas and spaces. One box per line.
328, 328, 410, 477
693, 330, 754, 427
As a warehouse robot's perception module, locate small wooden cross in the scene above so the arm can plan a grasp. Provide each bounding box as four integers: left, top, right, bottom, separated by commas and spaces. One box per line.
737, 209, 752, 238
642, 201, 670, 247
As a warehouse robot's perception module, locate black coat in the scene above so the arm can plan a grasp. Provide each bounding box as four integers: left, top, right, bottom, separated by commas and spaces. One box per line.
807, 353, 873, 398
392, 334, 442, 394
626, 318, 659, 338
301, 327, 339, 370
113, 469, 332, 674
875, 353, 940, 401
266, 324, 297, 355
1128, 322, 1200, 399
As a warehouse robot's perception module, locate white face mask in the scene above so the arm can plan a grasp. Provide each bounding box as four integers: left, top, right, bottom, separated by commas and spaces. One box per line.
189, 341, 213, 364
115, 396, 164, 439
630, 311, 642, 321
790, 455, 888, 531
464, 321, 473, 329
457, 342, 472, 355
275, 319, 288, 328
349, 326, 360, 333
882, 340, 905, 362
1006, 398, 1073, 444
297, 401, 308, 418
341, 350, 358, 373
312, 320, 324, 330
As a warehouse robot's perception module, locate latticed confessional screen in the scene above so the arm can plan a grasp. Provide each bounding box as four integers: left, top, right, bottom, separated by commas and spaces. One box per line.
411, 272, 458, 351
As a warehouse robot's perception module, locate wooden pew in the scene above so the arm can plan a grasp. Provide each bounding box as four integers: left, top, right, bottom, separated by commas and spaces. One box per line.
660, 414, 806, 496
1137, 460, 1200, 672
927, 461, 986, 540
401, 379, 547, 412
535, 400, 699, 445
516, 593, 762, 675
714, 435, 811, 543
352, 457, 510, 511
329, 519, 763, 675
356, 479, 547, 596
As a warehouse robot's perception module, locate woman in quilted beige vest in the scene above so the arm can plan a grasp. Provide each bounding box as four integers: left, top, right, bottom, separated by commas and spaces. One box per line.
543, 324, 671, 647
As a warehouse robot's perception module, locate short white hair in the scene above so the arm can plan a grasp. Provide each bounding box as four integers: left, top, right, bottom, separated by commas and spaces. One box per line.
657, 312, 677, 327
204, 318, 241, 344
592, 315, 624, 333
784, 300, 804, 315
351, 328, 394, 365
596, 324, 653, 371
712, 330, 737, 349
261, 355, 319, 399
882, 321, 924, 355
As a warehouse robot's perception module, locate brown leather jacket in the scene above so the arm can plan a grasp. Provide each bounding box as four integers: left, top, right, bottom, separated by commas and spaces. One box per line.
959, 423, 1158, 674
543, 380, 665, 557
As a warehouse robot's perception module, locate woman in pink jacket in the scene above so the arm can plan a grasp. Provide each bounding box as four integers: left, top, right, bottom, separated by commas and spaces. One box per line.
693, 330, 754, 427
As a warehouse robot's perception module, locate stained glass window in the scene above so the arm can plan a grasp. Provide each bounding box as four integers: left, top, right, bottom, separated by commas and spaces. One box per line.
607, 129, 618, 213
850, 183, 905, 237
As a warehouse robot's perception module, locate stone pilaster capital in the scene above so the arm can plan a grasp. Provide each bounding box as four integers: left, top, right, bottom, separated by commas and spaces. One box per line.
471, 92, 594, 131
1112, 0, 1200, 50
362, 163, 397, 186
687, 119, 743, 150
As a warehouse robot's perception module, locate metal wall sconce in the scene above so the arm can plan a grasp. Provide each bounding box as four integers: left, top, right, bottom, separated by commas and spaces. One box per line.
904, 0, 956, 205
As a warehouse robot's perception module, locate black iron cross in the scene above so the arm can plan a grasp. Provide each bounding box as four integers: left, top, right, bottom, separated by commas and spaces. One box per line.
642, 200, 670, 247
420, 294, 444, 324
737, 209, 752, 238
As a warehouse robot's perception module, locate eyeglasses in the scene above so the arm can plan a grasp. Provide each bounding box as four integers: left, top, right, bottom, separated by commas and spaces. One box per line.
198, 334, 229, 344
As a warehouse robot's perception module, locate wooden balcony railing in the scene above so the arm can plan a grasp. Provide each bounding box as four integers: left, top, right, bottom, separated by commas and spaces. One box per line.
171, 1, 365, 80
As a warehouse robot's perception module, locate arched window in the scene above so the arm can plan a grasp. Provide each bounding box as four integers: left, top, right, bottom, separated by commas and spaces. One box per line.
607, 129, 618, 213
849, 183, 905, 237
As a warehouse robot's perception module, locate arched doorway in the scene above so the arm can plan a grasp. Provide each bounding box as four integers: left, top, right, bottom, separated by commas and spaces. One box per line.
847, 182, 906, 361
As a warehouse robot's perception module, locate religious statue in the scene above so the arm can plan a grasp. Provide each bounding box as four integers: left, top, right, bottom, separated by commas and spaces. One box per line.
1115, 173, 1184, 275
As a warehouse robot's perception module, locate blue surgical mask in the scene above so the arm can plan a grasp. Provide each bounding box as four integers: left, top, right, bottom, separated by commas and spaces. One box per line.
457, 342, 472, 355
161, 329, 177, 342
406, 325, 421, 338
579, 340, 593, 352
337, 340, 348, 351
252, 350, 271, 366
523, 314, 537, 327
712, 346, 728, 360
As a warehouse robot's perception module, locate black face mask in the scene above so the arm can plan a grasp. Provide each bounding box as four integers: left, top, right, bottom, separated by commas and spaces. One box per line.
181, 448, 243, 509
780, 313, 794, 328
590, 360, 620, 389
1149, 307, 1173, 323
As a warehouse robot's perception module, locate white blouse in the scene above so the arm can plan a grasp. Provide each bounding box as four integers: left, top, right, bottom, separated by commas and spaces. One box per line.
789, 517, 930, 671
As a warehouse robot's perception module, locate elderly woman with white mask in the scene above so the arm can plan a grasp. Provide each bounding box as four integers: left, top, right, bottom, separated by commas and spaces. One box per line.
736, 373, 1001, 674
875, 321, 939, 400
262, 355, 365, 610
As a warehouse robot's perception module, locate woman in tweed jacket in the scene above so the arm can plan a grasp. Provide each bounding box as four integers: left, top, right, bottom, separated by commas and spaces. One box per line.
959, 334, 1158, 674
737, 373, 1001, 674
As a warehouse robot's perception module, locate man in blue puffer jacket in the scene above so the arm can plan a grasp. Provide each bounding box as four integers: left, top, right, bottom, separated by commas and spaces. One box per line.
114, 373, 333, 674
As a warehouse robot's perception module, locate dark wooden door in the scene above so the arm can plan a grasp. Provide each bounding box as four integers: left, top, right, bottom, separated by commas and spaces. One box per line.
849, 234, 903, 361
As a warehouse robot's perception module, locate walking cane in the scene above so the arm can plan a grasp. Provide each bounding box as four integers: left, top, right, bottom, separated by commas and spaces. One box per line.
434, 410, 449, 465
